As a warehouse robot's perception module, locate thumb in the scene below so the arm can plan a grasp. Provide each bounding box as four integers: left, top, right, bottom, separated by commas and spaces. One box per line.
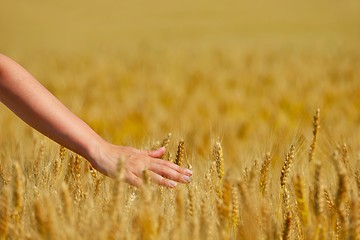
148, 147, 166, 158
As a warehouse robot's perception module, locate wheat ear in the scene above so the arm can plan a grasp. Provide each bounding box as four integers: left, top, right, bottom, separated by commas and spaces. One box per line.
309, 108, 320, 162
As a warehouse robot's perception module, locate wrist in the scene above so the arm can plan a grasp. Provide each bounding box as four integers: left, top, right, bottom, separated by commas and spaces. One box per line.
84, 137, 118, 177
84, 136, 108, 167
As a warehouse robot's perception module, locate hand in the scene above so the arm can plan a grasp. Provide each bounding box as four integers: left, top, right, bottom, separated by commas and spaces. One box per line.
90, 142, 193, 188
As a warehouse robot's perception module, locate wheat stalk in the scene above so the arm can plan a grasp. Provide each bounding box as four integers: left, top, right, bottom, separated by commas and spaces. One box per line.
0, 163, 8, 185
355, 171, 360, 197
309, 108, 320, 162
53, 145, 66, 176
259, 152, 271, 196
0, 186, 9, 240
282, 211, 292, 240
175, 140, 185, 166
313, 161, 324, 218
12, 162, 24, 223
60, 182, 74, 225
293, 175, 308, 226
161, 133, 172, 148
34, 197, 54, 239
324, 189, 336, 214
280, 145, 295, 190
213, 142, 224, 184
231, 184, 239, 230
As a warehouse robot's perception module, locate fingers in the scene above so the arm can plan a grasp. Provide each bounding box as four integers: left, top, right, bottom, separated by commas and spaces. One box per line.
126, 168, 184, 188
148, 162, 192, 184
152, 158, 193, 176
141, 147, 192, 176
147, 171, 178, 188
128, 170, 179, 188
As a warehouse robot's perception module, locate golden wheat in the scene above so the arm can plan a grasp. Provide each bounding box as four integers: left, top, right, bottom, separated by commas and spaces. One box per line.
0, 11, 359, 238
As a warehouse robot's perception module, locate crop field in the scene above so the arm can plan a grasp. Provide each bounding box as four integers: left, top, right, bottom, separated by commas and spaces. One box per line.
1, 0, 360, 239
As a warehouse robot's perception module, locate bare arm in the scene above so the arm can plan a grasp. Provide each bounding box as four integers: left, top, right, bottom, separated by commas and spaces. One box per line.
0, 54, 192, 187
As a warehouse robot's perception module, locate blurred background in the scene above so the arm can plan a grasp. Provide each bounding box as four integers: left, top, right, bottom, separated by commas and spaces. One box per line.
1, 0, 360, 167
1, 0, 359, 54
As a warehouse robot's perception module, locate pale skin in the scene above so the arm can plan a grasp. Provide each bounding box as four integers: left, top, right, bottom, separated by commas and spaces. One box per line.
0, 53, 192, 187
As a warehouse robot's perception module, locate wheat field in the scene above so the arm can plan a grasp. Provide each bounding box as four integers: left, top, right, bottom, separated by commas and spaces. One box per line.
1, 0, 360, 239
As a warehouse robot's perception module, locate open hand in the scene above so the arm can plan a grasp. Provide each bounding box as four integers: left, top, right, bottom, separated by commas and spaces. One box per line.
90, 143, 192, 188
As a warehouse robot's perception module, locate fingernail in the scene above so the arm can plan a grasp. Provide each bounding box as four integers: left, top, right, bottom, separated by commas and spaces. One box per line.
168, 180, 177, 188
184, 169, 193, 176
183, 175, 192, 183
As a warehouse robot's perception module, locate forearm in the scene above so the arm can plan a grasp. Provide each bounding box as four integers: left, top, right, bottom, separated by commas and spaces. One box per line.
0, 54, 103, 163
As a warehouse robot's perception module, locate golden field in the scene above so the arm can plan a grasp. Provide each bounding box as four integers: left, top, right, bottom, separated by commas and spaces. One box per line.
1, 0, 360, 239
